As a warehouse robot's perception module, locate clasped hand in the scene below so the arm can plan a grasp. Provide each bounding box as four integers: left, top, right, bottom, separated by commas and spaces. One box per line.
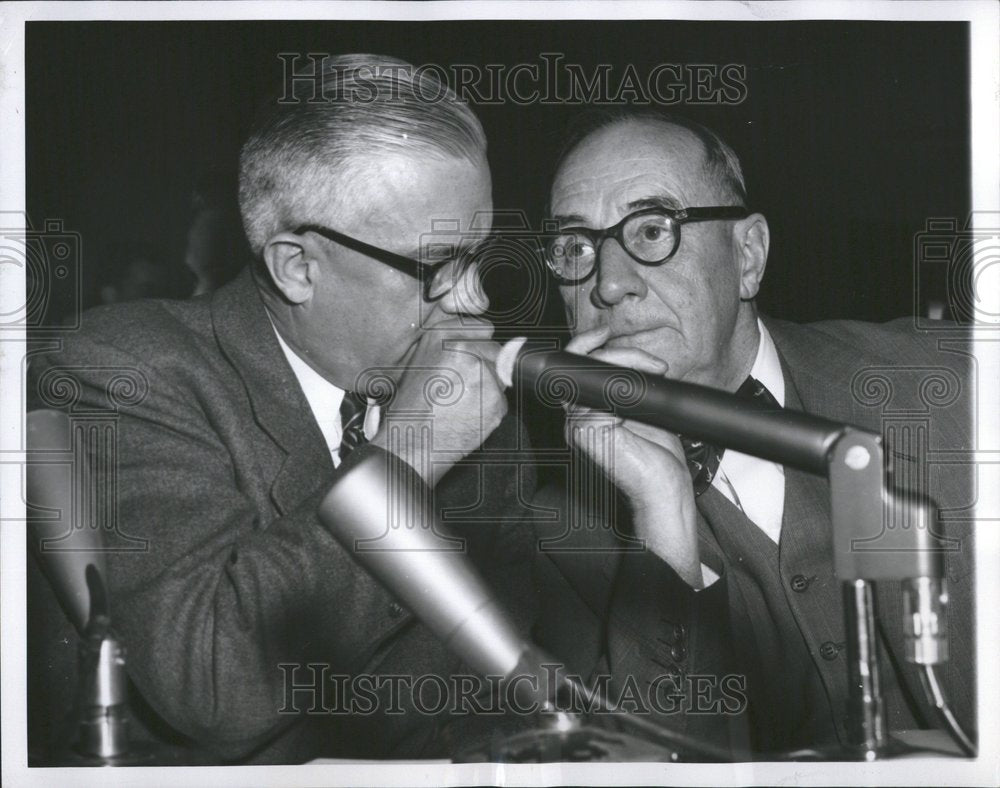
563, 325, 702, 589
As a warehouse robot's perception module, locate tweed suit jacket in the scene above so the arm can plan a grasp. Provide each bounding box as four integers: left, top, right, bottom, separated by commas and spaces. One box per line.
26, 268, 537, 764
532, 315, 976, 756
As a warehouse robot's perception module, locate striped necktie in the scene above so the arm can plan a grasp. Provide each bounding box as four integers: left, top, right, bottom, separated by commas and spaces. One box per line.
338, 391, 369, 461
680, 375, 781, 496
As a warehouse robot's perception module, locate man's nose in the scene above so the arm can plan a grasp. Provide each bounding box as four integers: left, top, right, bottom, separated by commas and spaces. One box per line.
592, 238, 648, 307
438, 259, 489, 316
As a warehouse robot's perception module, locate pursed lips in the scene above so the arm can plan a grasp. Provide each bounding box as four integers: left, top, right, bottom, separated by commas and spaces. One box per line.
603, 324, 677, 348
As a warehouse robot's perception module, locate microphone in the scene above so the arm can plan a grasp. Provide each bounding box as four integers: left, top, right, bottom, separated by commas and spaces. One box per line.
317, 443, 738, 761
317, 445, 559, 711
496, 336, 851, 476
26, 409, 133, 761
26, 409, 108, 633
498, 337, 975, 756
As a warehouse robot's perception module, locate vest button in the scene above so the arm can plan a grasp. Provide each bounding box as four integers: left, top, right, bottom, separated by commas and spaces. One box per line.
657, 623, 685, 646
790, 574, 810, 593
819, 641, 840, 661
670, 644, 687, 662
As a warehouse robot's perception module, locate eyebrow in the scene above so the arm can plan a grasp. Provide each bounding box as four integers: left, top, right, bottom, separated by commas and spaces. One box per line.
552, 194, 683, 229
627, 194, 683, 211
551, 212, 588, 227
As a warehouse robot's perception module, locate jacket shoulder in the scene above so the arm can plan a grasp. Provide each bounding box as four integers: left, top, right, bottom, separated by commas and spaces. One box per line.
47, 296, 213, 361
764, 315, 968, 367
26, 296, 227, 416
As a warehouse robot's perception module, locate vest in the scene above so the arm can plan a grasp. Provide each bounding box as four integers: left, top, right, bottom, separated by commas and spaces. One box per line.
694, 379, 923, 753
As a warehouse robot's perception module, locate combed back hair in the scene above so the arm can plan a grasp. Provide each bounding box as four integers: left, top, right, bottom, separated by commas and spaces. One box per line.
553, 108, 748, 207
239, 53, 488, 256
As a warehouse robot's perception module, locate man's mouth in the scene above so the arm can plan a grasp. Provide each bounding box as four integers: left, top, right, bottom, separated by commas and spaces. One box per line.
603, 325, 674, 348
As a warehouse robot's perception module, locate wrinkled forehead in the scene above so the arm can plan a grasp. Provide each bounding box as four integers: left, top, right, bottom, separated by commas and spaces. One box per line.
341, 151, 493, 239
351, 149, 490, 203
550, 120, 717, 226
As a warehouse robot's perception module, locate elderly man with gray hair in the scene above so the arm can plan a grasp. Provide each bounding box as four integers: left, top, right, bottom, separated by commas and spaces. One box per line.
27, 54, 531, 764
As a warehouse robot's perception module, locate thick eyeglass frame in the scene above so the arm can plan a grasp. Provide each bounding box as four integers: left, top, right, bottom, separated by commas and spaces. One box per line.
293, 223, 490, 302
544, 205, 750, 286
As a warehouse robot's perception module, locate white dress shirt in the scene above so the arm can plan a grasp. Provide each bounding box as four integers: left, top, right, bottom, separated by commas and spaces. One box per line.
700, 318, 786, 586
712, 319, 786, 542
272, 328, 380, 467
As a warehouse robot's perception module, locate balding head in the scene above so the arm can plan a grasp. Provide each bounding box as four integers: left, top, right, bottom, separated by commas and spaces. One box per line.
553, 110, 747, 210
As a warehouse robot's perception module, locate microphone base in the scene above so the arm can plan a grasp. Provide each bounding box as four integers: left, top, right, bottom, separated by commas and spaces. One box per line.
454, 724, 681, 763
786, 735, 926, 761
34, 740, 216, 767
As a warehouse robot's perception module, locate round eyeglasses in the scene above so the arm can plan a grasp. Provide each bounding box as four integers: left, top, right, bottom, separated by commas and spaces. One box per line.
544, 205, 749, 285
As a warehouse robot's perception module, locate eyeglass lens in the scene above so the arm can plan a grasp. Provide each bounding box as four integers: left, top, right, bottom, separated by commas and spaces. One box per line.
547, 212, 678, 281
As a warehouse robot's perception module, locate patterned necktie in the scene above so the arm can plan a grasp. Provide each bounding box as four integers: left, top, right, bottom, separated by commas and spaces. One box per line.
680, 375, 781, 497
338, 391, 369, 461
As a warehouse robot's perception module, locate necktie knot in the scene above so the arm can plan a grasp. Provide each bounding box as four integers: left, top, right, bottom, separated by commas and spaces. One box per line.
680, 375, 780, 496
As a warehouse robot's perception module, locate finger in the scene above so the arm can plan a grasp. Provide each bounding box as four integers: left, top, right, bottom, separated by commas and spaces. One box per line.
442, 338, 501, 366
623, 419, 686, 459
564, 325, 612, 356
567, 407, 623, 428
565, 412, 622, 453
411, 319, 496, 362
589, 347, 669, 376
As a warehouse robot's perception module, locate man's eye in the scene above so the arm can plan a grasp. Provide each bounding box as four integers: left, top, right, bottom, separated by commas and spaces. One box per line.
566, 238, 593, 259
641, 225, 663, 241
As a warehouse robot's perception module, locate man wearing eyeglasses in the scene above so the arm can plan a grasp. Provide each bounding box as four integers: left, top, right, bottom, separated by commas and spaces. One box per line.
531, 110, 975, 756
27, 55, 532, 764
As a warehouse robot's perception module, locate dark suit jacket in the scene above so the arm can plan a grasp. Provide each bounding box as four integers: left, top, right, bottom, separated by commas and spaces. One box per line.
26, 269, 537, 764
533, 315, 976, 756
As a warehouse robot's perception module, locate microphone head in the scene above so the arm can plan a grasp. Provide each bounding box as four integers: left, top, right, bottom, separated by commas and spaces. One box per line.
318, 445, 527, 678
26, 409, 108, 633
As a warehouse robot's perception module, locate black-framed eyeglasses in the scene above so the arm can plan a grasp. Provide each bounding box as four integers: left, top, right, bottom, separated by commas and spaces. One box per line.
293, 223, 492, 302
543, 205, 749, 286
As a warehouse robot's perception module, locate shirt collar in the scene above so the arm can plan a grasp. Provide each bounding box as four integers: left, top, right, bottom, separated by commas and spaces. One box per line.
749, 317, 785, 407
271, 325, 346, 410
269, 322, 381, 460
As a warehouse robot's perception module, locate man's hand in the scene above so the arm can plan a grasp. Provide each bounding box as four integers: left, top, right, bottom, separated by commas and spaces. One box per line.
370, 316, 506, 487
564, 325, 701, 588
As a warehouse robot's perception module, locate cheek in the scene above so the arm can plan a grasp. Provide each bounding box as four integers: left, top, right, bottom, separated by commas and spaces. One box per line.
560, 285, 599, 332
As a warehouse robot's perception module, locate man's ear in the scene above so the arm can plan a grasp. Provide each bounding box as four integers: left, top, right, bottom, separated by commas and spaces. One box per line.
262, 232, 318, 304
734, 212, 769, 301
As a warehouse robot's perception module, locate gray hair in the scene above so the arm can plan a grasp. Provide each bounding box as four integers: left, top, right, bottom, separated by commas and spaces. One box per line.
239, 54, 488, 256
554, 108, 748, 206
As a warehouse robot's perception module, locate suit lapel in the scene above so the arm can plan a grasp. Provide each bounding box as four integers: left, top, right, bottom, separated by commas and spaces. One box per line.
211, 269, 334, 515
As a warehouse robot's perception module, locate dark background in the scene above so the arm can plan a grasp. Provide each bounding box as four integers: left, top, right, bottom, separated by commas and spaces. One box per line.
26, 20, 969, 329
